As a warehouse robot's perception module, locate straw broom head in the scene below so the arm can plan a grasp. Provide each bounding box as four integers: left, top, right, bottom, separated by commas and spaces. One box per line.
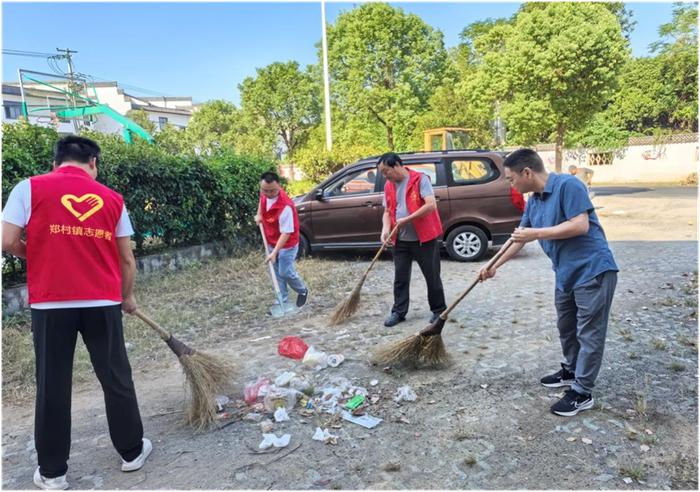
370, 333, 426, 367
419, 334, 451, 368
329, 279, 364, 326
179, 351, 236, 431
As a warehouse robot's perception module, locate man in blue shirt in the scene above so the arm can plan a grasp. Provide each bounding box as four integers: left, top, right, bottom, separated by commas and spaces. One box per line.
479, 149, 618, 417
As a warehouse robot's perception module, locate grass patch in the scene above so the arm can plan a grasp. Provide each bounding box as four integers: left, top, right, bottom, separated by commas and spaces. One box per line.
634, 391, 648, 420
619, 463, 646, 482
2, 248, 357, 402
463, 455, 477, 466
670, 361, 686, 372
639, 433, 658, 445
617, 327, 634, 342
651, 338, 667, 350
2, 312, 96, 402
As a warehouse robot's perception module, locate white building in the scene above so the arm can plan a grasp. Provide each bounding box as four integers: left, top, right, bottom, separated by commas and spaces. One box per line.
2, 80, 194, 137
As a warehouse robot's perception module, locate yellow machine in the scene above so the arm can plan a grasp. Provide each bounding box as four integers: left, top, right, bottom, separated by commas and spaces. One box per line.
423, 127, 472, 151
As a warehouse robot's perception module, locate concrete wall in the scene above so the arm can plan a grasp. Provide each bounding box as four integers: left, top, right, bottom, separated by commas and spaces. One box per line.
533, 136, 699, 183
2, 240, 245, 315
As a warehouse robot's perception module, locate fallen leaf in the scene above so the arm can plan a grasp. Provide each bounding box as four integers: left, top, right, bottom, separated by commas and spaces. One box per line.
623, 477, 633, 484
644, 429, 653, 435
480, 384, 489, 389
566, 437, 577, 442
581, 438, 593, 445
640, 445, 650, 452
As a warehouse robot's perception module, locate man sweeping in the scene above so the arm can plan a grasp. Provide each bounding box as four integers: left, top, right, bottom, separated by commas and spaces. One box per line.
378, 152, 447, 327
254, 171, 308, 309
1, 136, 152, 490
479, 149, 618, 417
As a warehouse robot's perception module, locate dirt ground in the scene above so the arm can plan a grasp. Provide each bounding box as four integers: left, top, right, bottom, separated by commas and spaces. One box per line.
2, 186, 698, 490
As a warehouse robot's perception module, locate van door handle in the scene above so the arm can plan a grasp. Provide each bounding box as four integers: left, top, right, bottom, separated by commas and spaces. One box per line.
363, 201, 375, 207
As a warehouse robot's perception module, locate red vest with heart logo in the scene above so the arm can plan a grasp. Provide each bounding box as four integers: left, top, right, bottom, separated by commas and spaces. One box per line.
26, 166, 124, 303
384, 169, 443, 244
260, 189, 299, 249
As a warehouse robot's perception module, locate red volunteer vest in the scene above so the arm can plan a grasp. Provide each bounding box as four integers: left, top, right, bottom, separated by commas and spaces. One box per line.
385, 168, 443, 244
260, 189, 299, 249
26, 166, 124, 303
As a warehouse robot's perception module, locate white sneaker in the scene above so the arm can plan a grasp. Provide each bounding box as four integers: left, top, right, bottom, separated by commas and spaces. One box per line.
121, 438, 152, 472
33, 467, 69, 490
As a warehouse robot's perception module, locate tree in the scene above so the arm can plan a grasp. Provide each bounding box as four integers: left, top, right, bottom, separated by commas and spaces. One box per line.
186, 100, 239, 152
185, 100, 276, 158
486, 3, 628, 171
126, 109, 157, 134
607, 57, 671, 132
650, 2, 698, 131
607, 3, 697, 133
154, 123, 190, 154
325, 3, 448, 150
239, 61, 320, 160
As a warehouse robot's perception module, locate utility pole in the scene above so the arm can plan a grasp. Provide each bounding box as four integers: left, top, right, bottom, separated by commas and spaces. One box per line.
56, 47, 80, 132
320, 0, 333, 151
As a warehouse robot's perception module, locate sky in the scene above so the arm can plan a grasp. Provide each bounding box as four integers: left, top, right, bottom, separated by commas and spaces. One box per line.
1, 1, 685, 104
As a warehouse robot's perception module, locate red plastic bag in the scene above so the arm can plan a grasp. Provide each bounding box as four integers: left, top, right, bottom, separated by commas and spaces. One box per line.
278, 336, 309, 360
244, 377, 270, 405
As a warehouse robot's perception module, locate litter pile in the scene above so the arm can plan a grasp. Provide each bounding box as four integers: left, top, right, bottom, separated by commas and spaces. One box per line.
211, 336, 420, 450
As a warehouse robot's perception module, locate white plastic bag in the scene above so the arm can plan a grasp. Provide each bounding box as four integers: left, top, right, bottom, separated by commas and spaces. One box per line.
258, 433, 291, 449
394, 385, 417, 403
302, 346, 328, 369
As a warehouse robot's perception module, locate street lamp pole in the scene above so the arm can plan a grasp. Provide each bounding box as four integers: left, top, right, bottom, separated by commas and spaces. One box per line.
321, 0, 333, 151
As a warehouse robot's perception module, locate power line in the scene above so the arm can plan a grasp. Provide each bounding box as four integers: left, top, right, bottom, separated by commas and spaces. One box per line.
3, 49, 57, 58
81, 73, 172, 97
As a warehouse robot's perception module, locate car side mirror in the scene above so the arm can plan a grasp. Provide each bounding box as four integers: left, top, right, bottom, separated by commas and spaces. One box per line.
315, 189, 325, 201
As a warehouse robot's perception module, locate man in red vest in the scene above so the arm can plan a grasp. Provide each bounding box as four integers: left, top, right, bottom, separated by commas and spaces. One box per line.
254, 171, 308, 309
2, 136, 151, 490
378, 152, 447, 327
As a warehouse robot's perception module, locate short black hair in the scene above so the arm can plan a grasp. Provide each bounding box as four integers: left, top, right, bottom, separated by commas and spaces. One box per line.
54, 136, 101, 166
377, 152, 402, 168
260, 171, 280, 184
503, 148, 545, 173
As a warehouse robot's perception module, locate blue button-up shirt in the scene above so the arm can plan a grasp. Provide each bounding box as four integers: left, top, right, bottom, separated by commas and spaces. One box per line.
520, 173, 618, 292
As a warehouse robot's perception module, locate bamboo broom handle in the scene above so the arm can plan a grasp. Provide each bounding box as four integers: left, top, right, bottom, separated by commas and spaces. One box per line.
360, 223, 401, 281
132, 309, 172, 341
440, 238, 516, 319
259, 223, 284, 298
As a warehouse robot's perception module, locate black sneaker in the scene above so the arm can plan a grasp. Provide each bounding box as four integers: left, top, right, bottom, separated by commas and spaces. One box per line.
550, 389, 594, 417
384, 312, 406, 327
540, 364, 575, 388
296, 289, 308, 308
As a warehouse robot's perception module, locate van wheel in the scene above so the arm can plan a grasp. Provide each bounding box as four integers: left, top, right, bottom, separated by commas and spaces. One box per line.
446, 226, 488, 261
297, 234, 311, 259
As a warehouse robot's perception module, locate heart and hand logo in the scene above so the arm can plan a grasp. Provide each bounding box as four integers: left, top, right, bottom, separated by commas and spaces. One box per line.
60, 193, 104, 222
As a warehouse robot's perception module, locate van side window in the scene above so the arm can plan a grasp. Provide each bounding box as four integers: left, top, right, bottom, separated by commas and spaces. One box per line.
405, 163, 438, 185
324, 168, 377, 197
450, 159, 495, 185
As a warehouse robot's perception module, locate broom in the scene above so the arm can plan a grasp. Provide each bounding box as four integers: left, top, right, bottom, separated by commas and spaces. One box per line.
371, 238, 515, 368
329, 223, 401, 325
132, 309, 235, 430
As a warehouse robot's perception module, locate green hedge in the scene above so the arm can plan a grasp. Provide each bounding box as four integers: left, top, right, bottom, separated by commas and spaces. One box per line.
2, 122, 275, 286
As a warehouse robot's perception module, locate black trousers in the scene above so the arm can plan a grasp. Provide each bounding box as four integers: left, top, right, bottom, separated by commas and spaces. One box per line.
391, 239, 447, 317
31, 305, 144, 478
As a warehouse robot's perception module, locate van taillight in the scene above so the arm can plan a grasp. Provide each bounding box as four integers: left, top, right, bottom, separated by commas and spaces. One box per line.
510, 187, 526, 212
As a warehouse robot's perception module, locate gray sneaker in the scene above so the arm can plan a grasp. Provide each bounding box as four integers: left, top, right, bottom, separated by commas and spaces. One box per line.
121, 438, 152, 472
33, 468, 68, 490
